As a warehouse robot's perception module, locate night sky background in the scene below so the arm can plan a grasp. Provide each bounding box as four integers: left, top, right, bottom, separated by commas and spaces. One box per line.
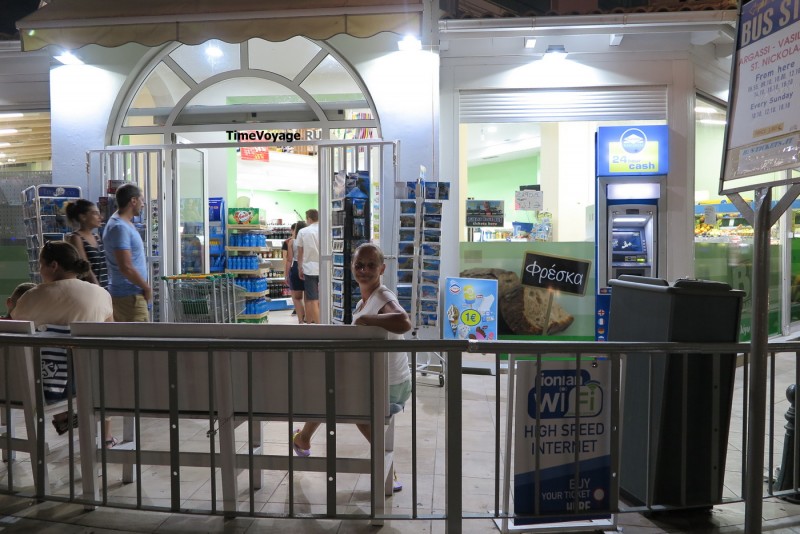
1, 0, 41, 39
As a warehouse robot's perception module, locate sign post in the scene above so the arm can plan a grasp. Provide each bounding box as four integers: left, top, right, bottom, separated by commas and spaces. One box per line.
721, 3, 800, 532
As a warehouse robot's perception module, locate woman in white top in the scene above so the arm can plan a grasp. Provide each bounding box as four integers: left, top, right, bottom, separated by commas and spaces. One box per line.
291, 243, 412, 491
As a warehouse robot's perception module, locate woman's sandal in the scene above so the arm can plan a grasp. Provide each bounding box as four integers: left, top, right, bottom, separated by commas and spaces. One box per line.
393, 470, 403, 493
292, 429, 311, 457
104, 437, 119, 449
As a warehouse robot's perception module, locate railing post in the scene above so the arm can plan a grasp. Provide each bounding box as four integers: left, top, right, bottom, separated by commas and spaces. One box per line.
445, 349, 462, 534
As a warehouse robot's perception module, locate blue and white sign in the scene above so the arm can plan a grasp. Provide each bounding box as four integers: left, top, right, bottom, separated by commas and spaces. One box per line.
514, 359, 611, 520
596, 125, 669, 177
443, 277, 498, 340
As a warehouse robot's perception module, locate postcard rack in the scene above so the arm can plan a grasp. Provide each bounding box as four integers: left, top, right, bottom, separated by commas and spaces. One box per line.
397, 178, 449, 387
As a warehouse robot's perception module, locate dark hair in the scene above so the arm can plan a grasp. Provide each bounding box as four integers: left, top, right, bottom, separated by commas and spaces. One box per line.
305, 209, 319, 222
294, 221, 307, 237
9, 282, 36, 304
40, 241, 91, 275
65, 199, 97, 224
116, 183, 142, 209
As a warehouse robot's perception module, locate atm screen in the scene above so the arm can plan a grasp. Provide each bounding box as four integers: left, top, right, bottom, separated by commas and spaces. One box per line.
612, 230, 644, 254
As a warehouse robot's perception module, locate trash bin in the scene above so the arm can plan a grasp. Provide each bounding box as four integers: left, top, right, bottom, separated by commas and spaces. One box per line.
608, 276, 744, 508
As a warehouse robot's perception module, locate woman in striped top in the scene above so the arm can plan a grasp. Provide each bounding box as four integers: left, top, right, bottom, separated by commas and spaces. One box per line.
66, 199, 108, 289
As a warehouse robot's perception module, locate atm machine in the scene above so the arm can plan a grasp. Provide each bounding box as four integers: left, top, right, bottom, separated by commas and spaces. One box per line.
595, 125, 668, 341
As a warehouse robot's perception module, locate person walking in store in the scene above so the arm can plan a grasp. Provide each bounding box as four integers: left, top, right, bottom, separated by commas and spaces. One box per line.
66, 199, 108, 289
296, 209, 320, 324
103, 183, 152, 322
292, 242, 412, 492
284, 221, 307, 323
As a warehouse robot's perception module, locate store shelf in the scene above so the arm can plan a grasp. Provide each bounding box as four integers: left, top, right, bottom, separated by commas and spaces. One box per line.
228, 225, 270, 232
237, 311, 269, 320
226, 268, 271, 276
242, 290, 268, 298
226, 246, 271, 252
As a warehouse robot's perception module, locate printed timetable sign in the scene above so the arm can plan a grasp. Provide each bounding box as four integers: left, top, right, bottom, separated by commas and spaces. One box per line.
596, 125, 669, 177
721, 0, 800, 193
514, 359, 612, 520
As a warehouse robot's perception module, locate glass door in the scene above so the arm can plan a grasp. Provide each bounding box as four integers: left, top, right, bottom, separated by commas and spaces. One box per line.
175, 147, 208, 275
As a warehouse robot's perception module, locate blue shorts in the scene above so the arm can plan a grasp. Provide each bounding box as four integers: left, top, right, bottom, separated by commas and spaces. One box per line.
304, 275, 319, 300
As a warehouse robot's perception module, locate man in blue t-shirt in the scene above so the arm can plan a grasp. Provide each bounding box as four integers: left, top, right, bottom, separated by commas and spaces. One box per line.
103, 183, 151, 322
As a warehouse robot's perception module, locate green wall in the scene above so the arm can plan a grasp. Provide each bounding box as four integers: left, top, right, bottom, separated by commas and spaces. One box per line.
468, 154, 539, 225
0, 245, 31, 316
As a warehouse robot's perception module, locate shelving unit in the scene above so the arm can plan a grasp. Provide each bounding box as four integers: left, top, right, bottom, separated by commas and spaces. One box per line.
209, 197, 225, 273
21, 184, 83, 283
330, 170, 370, 325
398, 178, 448, 386
225, 221, 292, 321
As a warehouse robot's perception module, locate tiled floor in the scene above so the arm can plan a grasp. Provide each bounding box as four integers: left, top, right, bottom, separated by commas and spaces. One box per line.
1, 310, 800, 532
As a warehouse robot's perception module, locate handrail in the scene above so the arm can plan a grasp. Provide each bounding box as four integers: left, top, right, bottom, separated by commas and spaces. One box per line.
3, 331, 796, 354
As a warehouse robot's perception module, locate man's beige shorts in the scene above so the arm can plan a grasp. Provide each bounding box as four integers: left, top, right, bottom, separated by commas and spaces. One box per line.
112, 295, 150, 322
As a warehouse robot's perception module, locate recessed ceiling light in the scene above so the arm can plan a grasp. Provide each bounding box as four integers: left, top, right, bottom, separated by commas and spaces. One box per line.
524, 37, 536, 49
544, 44, 568, 60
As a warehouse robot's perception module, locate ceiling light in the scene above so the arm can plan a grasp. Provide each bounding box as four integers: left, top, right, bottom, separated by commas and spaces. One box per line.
544, 45, 568, 60
398, 35, 422, 51
0, 113, 23, 119
610, 34, 623, 46
54, 51, 83, 65
205, 44, 223, 59
524, 37, 537, 49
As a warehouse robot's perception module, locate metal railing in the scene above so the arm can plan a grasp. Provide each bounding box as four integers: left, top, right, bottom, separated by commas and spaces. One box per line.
1, 332, 799, 533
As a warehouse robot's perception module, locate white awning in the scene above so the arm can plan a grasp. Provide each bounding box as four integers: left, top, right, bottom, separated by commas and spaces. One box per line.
16, 0, 423, 52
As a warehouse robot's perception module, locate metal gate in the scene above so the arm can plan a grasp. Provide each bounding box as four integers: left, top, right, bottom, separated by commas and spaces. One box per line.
86, 148, 165, 321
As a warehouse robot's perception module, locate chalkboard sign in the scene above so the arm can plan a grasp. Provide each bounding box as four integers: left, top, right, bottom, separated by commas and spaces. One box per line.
521, 251, 591, 296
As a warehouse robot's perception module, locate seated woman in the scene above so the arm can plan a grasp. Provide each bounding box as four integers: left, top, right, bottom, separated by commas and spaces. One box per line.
12, 241, 115, 444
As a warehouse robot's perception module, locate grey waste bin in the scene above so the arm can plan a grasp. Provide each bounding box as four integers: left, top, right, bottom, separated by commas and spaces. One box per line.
608, 276, 744, 508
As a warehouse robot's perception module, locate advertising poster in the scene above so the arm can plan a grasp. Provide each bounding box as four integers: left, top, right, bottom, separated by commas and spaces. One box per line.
443, 277, 498, 340
723, 0, 800, 187
514, 358, 611, 521
466, 200, 504, 227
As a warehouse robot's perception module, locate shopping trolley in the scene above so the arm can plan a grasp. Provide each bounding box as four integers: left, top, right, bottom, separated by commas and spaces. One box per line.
162, 274, 246, 323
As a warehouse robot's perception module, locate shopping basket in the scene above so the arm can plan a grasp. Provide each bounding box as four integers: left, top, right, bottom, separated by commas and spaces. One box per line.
163, 274, 246, 323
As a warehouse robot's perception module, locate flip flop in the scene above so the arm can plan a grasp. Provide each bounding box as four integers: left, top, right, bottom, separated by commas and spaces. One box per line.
105, 437, 119, 449
393, 471, 403, 493
292, 429, 311, 457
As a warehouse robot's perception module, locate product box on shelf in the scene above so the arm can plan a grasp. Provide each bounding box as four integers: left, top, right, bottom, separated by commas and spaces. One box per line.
227, 208, 264, 226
